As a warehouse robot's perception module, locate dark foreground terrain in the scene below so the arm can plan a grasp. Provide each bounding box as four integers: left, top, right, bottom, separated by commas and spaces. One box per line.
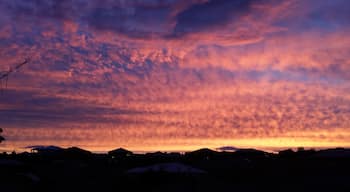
1, 147, 350, 192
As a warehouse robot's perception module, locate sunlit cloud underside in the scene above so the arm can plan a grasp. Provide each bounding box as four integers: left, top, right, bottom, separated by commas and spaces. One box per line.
0, 0, 350, 152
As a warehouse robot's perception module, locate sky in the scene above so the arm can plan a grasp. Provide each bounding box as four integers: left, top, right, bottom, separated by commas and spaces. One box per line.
0, 0, 350, 152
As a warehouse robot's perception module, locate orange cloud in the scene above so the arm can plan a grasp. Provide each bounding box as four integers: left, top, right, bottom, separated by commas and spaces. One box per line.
0, 0, 350, 152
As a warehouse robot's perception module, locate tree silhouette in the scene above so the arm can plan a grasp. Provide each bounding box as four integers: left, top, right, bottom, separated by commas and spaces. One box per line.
0, 128, 4, 143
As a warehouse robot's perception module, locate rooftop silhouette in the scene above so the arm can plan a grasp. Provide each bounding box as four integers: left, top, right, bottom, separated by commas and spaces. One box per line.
1, 146, 349, 192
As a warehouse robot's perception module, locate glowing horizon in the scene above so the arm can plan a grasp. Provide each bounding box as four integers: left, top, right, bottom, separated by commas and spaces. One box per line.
0, 0, 350, 152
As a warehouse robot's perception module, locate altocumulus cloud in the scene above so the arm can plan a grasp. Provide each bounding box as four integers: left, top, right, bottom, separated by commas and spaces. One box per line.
0, 0, 350, 151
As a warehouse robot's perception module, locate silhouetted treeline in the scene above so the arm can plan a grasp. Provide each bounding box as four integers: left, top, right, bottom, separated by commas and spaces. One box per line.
1, 147, 350, 192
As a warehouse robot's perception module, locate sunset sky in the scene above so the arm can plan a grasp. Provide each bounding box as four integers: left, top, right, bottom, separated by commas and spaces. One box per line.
0, 0, 350, 152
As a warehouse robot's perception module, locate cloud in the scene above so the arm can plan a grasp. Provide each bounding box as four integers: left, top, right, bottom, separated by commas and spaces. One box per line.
0, 0, 290, 46
86, 5, 172, 39
0, 0, 350, 151
174, 0, 258, 34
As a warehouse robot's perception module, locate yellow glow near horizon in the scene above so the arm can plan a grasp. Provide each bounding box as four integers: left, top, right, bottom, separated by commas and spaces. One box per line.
2, 129, 350, 153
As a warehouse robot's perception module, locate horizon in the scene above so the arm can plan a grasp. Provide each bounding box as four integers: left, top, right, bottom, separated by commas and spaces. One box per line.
2, 144, 348, 155
1, 0, 350, 151
1, 142, 349, 154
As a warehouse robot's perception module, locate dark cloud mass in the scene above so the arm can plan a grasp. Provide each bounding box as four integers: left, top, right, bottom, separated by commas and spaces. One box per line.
0, 0, 350, 151
174, 0, 257, 34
